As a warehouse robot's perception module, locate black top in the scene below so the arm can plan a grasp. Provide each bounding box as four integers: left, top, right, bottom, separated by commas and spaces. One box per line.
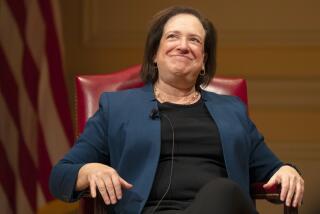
144, 99, 228, 211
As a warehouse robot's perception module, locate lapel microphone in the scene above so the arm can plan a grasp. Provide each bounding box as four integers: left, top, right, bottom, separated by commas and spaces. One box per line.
149, 108, 160, 120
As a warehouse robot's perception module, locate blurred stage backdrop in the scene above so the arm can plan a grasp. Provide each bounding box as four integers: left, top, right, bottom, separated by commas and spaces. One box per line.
1, 0, 320, 213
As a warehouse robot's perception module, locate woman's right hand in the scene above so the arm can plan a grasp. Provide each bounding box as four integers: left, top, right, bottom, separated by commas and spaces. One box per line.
76, 163, 133, 205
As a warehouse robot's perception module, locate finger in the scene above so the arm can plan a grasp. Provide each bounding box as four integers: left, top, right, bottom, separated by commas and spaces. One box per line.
119, 177, 133, 189
292, 180, 302, 207
263, 177, 277, 189
280, 176, 289, 201
96, 178, 111, 205
285, 177, 295, 206
111, 174, 122, 200
89, 176, 97, 198
296, 179, 304, 207
104, 176, 117, 204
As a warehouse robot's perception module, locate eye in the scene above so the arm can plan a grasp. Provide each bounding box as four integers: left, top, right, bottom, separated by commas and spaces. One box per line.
190, 37, 201, 44
166, 33, 178, 39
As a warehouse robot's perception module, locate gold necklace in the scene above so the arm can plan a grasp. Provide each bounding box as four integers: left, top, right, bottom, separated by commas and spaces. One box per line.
154, 86, 201, 105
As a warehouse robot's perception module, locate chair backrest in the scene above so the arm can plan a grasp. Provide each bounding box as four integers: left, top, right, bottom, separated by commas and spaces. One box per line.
76, 64, 248, 134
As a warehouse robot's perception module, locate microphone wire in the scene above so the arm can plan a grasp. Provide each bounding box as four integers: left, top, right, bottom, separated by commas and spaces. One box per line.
150, 112, 175, 214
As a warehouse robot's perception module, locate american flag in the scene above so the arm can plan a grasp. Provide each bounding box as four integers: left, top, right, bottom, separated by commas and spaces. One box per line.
0, 0, 73, 213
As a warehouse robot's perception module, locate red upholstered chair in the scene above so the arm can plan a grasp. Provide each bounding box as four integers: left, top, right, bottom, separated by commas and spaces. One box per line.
76, 65, 298, 214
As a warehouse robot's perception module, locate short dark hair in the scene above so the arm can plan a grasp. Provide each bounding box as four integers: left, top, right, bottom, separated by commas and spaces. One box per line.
140, 6, 217, 90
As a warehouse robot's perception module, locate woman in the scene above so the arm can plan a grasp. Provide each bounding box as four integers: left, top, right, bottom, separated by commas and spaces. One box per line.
49, 6, 304, 214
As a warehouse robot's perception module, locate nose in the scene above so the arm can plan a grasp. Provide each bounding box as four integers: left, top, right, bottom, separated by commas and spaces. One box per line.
177, 38, 189, 53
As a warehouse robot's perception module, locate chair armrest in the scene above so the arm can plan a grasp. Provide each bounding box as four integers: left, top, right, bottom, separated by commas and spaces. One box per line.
80, 190, 108, 214
250, 182, 299, 214
251, 182, 282, 203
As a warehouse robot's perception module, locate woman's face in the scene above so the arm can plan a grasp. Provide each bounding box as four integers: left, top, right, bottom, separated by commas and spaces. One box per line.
154, 14, 206, 88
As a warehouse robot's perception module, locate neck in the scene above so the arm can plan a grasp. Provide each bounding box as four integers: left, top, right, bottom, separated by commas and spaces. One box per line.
154, 80, 200, 104
155, 80, 196, 97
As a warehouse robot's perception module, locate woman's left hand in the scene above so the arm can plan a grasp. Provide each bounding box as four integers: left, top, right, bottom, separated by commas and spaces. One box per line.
263, 165, 304, 207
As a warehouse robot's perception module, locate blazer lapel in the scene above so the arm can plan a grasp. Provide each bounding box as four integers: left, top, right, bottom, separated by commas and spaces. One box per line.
116, 84, 162, 213
202, 90, 249, 193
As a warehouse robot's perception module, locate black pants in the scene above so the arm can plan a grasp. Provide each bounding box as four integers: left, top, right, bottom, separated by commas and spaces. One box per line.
142, 178, 256, 214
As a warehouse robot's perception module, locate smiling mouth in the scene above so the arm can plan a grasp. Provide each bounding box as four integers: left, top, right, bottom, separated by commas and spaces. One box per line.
171, 55, 192, 60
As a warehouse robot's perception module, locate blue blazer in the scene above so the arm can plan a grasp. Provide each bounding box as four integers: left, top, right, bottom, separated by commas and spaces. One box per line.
49, 84, 282, 214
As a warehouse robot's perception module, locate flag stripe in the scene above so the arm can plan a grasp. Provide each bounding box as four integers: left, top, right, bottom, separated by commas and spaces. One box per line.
38, 60, 70, 164
0, 47, 37, 211
0, 91, 19, 178
23, 0, 55, 201
0, 47, 20, 127
37, 124, 54, 201
19, 141, 37, 211
0, 93, 19, 213
38, 0, 73, 145
16, 179, 33, 214
0, 140, 16, 213
6, 0, 62, 203
6, 0, 40, 111
25, 0, 46, 69
1, 0, 39, 165
1, 0, 74, 211
0, 5, 37, 205
5, 0, 26, 38
24, 1, 69, 200
50, 0, 64, 57
25, 0, 70, 165
22, 49, 40, 110
0, 184, 14, 214
0, 13, 38, 207
0, 49, 19, 127
36, 183, 46, 209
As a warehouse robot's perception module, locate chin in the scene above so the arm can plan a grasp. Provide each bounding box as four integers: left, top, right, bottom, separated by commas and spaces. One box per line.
170, 64, 189, 72
174, 66, 198, 76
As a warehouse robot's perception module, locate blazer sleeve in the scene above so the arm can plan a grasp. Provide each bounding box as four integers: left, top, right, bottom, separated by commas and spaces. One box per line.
247, 115, 283, 182
49, 93, 110, 202
233, 97, 283, 183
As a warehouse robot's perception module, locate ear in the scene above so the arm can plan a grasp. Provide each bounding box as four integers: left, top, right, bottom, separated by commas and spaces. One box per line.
153, 54, 158, 64
202, 54, 207, 70
203, 53, 208, 64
